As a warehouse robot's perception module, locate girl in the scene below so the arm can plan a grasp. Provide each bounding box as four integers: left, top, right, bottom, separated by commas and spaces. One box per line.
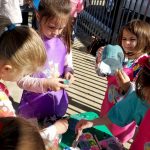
0, 15, 46, 150
70, 0, 84, 42
95, 20, 150, 143
0, 15, 68, 150
70, 0, 84, 19
76, 55, 150, 150
18, 0, 74, 125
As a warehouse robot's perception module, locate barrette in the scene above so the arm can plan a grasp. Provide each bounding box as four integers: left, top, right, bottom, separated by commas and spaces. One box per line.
4, 23, 16, 32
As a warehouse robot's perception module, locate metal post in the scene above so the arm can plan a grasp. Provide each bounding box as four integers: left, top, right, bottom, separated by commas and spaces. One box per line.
111, 0, 126, 43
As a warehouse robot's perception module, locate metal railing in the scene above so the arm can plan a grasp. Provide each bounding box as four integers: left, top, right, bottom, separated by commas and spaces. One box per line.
76, 0, 150, 44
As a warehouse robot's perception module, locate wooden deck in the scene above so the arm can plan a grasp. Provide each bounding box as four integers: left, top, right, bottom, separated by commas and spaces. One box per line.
66, 39, 107, 115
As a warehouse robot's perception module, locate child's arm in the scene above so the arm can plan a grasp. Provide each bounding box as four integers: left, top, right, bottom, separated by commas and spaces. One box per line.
17, 76, 69, 92
53, 119, 68, 135
75, 116, 112, 140
115, 69, 131, 94
40, 125, 57, 142
40, 119, 68, 145
95, 46, 105, 76
75, 90, 146, 140
64, 51, 75, 84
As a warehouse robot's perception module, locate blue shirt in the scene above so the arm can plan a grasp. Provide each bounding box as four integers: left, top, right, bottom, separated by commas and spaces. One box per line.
108, 91, 150, 127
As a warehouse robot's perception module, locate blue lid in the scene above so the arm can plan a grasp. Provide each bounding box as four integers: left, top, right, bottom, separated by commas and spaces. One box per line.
100, 44, 124, 75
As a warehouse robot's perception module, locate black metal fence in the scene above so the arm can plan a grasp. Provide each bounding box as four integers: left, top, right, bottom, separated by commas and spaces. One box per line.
76, 0, 150, 44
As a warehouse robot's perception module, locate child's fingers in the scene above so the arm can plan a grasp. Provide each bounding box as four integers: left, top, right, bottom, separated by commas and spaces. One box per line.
120, 69, 130, 83
118, 70, 124, 82
75, 121, 90, 141
68, 75, 75, 84
115, 70, 126, 88
75, 121, 84, 134
65, 73, 70, 80
59, 78, 68, 84
120, 69, 128, 79
97, 46, 104, 52
117, 69, 126, 82
96, 46, 104, 64
62, 116, 70, 120
58, 80, 69, 89
115, 70, 122, 82
61, 118, 69, 123
116, 69, 131, 92
58, 78, 65, 82
75, 129, 82, 141
59, 83, 69, 89
75, 120, 89, 134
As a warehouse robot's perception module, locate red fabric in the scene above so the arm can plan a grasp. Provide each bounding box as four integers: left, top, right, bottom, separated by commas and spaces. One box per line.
130, 109, 150, 150
0, 82, 9, 96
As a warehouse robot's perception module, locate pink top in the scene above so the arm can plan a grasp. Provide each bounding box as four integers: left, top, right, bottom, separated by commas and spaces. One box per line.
70, 0, 84, 18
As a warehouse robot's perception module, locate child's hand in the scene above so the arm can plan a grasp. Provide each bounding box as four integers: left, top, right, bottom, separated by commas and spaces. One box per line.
116, 69, 131, 94
65, 72, 75, 84
43, 78, 69, 91
75, 119, 93, 140
95, 46, 105, 68
54, 119, 68, 135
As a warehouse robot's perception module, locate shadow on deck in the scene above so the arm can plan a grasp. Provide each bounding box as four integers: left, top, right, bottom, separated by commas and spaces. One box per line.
66, 38, 107, 115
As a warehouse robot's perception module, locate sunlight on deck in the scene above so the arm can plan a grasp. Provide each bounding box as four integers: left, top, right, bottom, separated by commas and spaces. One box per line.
66, 39, 107, 115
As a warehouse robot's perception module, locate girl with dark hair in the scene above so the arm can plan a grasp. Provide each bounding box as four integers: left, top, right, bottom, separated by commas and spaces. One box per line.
96, 19, 150, 143
76, 55, 150, 150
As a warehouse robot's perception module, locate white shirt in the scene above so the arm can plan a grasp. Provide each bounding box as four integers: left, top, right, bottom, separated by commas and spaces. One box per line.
0, 0, 22, 24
